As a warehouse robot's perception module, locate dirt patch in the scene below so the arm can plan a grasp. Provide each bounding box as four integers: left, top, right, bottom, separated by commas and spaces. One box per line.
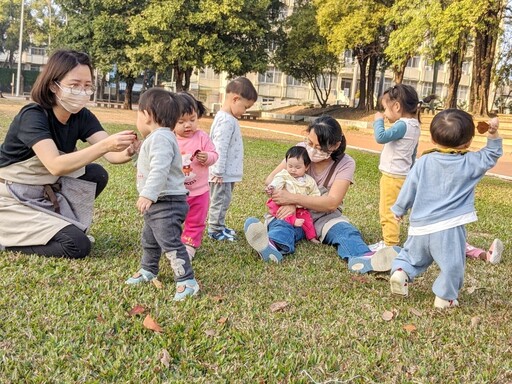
271, 105, 374, 122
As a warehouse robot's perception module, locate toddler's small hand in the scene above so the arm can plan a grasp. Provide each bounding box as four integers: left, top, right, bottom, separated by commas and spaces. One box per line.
196, 152, 208, 164
488, 117, 499, 134
394, 214, 403, 223
375, 112, 384, 120
137, 196, 153, 214
265, 185, 275, 196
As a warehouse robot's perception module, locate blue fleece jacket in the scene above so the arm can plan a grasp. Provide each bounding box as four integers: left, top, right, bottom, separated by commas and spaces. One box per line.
392, 137, 502, 227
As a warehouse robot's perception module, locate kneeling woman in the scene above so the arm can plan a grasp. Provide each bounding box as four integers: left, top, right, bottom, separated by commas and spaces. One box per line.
0, 50, 137, 258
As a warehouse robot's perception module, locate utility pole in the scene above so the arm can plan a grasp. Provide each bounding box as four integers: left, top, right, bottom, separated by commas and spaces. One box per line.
48, 0, 52, 47
16, 0, 25, 97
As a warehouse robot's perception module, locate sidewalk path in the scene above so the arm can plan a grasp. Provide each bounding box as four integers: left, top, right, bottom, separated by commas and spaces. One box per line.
231, 118, 512, 181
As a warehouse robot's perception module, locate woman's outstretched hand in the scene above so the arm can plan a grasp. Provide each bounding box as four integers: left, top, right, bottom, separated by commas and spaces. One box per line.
105, 130, 137, 152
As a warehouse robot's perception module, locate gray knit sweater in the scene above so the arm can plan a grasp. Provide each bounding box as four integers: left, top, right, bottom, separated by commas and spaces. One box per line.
136, 128, 187, 202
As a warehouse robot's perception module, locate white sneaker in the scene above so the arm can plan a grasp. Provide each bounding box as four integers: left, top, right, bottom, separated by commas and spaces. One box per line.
434, 296, 459, 309
369, 240, 386, 252
390, 269, 409, 296
487, 238, 504, 264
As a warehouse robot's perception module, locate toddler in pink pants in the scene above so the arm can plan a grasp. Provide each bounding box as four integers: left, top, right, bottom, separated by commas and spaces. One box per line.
175, 93, 218, 259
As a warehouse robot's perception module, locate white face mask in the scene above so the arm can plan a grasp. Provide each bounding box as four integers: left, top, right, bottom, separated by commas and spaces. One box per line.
56, 88, 91, 114
305, 145, 331, 162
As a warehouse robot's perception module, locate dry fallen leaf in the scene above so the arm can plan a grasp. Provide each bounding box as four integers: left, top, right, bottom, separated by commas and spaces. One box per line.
351, 275, 369, 283
467, 286, 477, 294
143, 314, 163, 333
471, 316, 481, 328
477, 121, 489, 134
270, 301, 289, 312
96, 314, 105, 323
403, 324, 417, 333
212, 295, 224, 303
152, 279, 163, 289
205, 329, 217, 337
382, 310, 395, 321
128, 304, 146, 317
160, 349, 171, 368
217, 316, 228, 324
409, 308, 423, 317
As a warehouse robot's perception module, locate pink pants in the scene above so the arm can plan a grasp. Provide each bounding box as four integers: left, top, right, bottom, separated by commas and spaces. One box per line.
182, 191, 209, 248
465, 242, 485, 259
266, 199, 317, 240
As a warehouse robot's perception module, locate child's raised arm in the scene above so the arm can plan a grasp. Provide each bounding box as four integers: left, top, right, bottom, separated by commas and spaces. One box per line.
488, 117, 499, 138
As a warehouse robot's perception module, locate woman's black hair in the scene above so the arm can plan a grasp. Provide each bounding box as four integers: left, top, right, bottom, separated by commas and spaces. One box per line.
306, 115, 346, 161
285, 146, 311, 167
31, 49, 94, 109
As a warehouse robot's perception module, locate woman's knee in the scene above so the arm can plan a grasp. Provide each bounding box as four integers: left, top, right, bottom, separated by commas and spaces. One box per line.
80, 163, 109, 197
268, 220, 297, 254
54, 226, 92, 259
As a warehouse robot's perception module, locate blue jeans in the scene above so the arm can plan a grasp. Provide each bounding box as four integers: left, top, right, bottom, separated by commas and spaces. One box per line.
268, 219, 370, 260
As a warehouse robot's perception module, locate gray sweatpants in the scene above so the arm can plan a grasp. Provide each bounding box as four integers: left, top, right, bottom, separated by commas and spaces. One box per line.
208, 181, 235, 233
140, 195, 194, 282
391, 225, 466, 301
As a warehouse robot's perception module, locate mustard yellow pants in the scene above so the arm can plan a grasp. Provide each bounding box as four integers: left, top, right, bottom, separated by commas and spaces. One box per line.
379, 173, 405, 246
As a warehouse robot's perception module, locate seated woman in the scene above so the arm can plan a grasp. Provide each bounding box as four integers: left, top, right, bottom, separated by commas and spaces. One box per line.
0, 49, 138, 258
244, 115, 399, 273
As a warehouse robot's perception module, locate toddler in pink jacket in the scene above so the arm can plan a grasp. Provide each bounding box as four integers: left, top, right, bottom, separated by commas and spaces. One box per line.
175, 93, 218, 259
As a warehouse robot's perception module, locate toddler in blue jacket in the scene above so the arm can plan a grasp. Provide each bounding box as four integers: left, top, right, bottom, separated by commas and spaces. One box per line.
389, 109, 502, 309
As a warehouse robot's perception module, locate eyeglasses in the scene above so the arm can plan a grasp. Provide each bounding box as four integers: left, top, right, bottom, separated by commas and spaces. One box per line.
303, 137, 335, 155
55, 82, 96, 96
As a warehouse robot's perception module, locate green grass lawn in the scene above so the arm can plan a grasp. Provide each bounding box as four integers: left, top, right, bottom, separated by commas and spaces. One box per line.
0, 113, 511, 383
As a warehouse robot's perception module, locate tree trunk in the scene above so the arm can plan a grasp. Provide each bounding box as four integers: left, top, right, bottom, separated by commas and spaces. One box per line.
355, 53, 368, 110
469, 6, 499, 116
431, 60, 439, 96
392, 57, 408, 84
174, 63, 193, 92
445, 36, 467, 109
123, 77, 135, 110
366, 55, 378, 111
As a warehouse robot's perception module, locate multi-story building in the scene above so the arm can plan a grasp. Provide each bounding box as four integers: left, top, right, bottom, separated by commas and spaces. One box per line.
2, 45, 474, 111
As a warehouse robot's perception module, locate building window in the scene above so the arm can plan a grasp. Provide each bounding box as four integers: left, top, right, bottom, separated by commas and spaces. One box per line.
258, 67, 282, 84
403, 79, 418, 90
406, 56, 420, 68
316, 74, 337, 89
29, 47, 46, 56
422, 82, 432, 97
462, 61, 471, 75
343, 50, 353, 65
199, 67, 219, 80
383, 78, 393, 91
340, 79, 352, 96
286, 75, 306, 87
458, 85, 469, 101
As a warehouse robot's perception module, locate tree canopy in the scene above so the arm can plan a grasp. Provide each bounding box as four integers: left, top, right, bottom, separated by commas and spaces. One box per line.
273, 0, 339, 108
